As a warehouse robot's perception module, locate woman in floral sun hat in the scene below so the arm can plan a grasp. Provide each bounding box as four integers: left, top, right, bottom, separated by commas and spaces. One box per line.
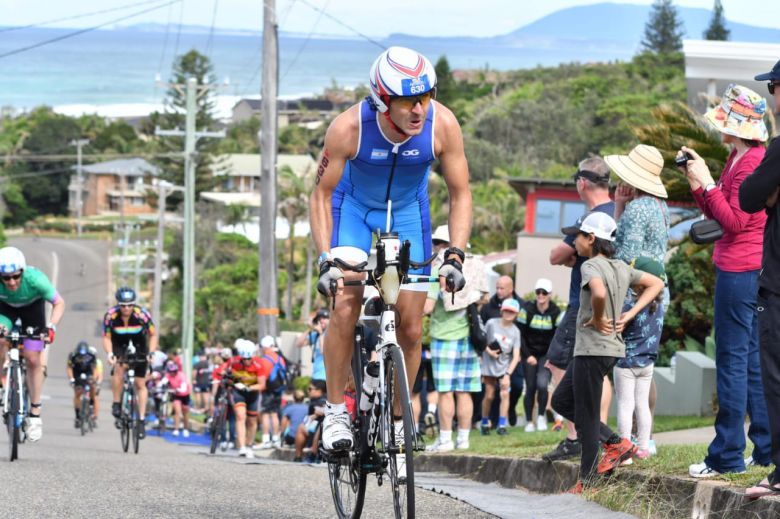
676, 83, 772, 479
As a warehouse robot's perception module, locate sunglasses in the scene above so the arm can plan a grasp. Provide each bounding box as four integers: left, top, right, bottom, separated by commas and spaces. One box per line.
391, 90, 435, 111
769, 82, 780, 95
536, 289, 550, 296
1, 273, 22, 282
119, 303, 134, 308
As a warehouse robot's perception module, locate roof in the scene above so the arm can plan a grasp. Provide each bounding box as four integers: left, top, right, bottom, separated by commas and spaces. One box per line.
683, 39, 780, 81
200, 191, 261, 207
80, 158, 159, 177
506, 177, 576, 200
233, 98, 337, 112
211, 153, 316, 178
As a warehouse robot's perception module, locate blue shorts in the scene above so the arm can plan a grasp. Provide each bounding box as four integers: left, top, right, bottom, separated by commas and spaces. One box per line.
331, 192, 432, 290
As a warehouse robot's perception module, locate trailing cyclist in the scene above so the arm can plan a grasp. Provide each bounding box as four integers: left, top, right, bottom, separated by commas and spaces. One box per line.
67, 341, 98, 428
212, 339, 266, 458
308, 46, 471, 452
0, 246, 65, 442
103, 286, 158, 439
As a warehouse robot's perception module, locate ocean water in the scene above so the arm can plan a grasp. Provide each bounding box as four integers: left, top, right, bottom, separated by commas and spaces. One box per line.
0, 27, 634, 115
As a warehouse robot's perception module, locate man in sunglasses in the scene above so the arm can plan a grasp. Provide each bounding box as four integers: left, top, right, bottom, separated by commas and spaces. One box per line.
739, 58, 780, 497
103, 286, 158, 438
309, 46, 471, 452
0, 246, 65, 442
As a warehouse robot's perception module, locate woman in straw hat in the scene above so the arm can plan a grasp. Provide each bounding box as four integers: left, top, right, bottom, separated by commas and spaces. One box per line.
604, 145, 670, 464
677, 83, 772, 479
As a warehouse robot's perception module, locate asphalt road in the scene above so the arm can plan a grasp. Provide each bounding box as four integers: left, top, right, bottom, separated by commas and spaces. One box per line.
0, 237, 633, 519
0, 237, 493, 518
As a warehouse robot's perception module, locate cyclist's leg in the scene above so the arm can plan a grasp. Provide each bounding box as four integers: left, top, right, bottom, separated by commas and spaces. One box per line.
233, 403, 247, 448
172, 399, 182, 429
246, 393, 259, 446
89, 384, 98, 419
135, 375, 149, 418
21, 348, 44, 413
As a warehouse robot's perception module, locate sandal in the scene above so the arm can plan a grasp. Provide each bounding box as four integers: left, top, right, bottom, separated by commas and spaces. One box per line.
745, 477, 780, 500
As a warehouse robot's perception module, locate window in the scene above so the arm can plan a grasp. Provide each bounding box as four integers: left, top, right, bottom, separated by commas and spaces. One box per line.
534, 199, 586, 235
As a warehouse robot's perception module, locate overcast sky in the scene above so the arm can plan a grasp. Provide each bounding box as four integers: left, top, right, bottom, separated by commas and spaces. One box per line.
1, 0, 779, 37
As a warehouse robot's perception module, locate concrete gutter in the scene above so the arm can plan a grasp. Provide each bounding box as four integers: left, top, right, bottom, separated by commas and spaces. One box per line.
414, 454, 780, 519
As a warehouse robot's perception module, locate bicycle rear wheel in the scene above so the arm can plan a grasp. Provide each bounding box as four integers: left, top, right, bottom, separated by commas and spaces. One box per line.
326, 333, 368, 519
384, 345, 415, 519
6, 366, 20, 462
209, 402, 227, 454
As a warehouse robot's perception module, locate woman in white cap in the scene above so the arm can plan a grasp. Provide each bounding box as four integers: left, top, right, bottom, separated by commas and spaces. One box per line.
678, 83, 772, 479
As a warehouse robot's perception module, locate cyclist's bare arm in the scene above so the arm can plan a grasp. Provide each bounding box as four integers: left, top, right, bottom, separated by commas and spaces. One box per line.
66, 366, 74, 380
435, 103, 472, 253
102, 335, 114, 364
147, 326, 159, 353
309, 106, 360, 257
50, 296, 65, 327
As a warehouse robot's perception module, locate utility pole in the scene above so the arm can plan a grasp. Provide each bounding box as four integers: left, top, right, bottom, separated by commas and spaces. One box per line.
258, 0, 280, 339
70, 138, 89, 236
156, 77, 224, 382
152, 181, 184, 327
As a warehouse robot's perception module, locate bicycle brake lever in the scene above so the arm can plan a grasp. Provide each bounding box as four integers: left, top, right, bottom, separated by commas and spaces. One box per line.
447, 274, 456, 305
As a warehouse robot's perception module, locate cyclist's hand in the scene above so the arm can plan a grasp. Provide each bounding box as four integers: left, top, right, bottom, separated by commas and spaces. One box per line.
234, 382, 247, 391
107, 353, 116, 367
45, 325, 56, 344
316, 261, 344, 297
69, 378, 75, 387
438, 258, 465, 293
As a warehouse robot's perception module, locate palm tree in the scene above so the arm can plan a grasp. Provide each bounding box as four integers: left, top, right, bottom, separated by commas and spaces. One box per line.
278, 164, 312, 320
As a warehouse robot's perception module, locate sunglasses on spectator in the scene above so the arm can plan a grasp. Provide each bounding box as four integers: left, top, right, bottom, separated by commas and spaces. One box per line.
391, 90, 435, 110
1, 272, 22, 282
769, 82, 780, 95
535, 289, 549, 296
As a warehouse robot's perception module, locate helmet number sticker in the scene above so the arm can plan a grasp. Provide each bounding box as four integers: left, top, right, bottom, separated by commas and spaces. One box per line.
401, 74, 430, 96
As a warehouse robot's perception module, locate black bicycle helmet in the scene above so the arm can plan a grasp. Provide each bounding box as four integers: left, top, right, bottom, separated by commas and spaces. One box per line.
75, 341, 89, 355
115, 286, 136, 304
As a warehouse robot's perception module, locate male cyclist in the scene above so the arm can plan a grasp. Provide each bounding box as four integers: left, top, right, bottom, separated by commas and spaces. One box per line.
0, 246, 65, 442
309, 46, 472, 452
212, 339, 267, 458
103, 286, 158, 439
67, 341, 98, 428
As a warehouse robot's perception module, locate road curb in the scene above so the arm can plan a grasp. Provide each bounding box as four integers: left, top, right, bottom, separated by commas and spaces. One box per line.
415, 454, 780, 518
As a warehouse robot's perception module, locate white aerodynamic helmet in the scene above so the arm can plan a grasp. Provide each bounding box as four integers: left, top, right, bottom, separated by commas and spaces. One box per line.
369, 46, 437, 113
235, 339, 256, 359
0, 247, 26, 274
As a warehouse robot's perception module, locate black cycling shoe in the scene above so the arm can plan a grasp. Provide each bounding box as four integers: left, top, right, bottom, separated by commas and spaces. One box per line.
138, 421, 146, 439
111, 402, 121, 419
542, 438, 582, 462
74, 418, 81, 429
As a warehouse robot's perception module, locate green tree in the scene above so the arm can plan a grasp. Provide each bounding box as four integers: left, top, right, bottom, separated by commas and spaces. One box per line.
278, 164, 312, 320
641, 0, 685, 55
703, 0, 730, 41
143, 50, 219, 200
434, 56, 457, 107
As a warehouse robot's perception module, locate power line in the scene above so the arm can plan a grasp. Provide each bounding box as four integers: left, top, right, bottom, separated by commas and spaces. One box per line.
0, 0, 180, 60
296, 0, 385, 51
173, 0, 184, 57
204, 0, 220, 58
280, 0, 330, 83
0, 0, 167, 34
156, 1, 175, 74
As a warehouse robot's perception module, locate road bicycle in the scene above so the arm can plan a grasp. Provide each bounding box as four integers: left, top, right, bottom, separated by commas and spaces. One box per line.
116, 342, 144, 454
152, 379, 172, 435
1, 319, 39, 462
324, 231, 444, 519
76, 373, 96, 436
209, 367, 233, 454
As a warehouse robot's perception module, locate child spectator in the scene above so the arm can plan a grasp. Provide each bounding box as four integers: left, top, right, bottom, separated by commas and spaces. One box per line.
280, 390, 308, 447
613, 257, 666, 462
164, 361, 192, 437
551, 212, 663, 492
480, 298, 521, 436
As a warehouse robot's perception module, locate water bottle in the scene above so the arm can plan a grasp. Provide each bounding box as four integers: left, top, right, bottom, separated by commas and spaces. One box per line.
670, 354, 677, 376
360, 361, 380, 412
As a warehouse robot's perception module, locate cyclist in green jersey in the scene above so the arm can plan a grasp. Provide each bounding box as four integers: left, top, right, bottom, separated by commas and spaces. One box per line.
0, 247, 66, 442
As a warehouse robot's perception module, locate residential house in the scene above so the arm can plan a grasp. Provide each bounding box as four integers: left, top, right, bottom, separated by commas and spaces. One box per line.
68, 158, 159, 217
231, 97, 348, 127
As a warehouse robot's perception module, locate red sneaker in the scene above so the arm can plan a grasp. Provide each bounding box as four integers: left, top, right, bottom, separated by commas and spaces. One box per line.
567, 480, 584, 495
597, 438, 637, 474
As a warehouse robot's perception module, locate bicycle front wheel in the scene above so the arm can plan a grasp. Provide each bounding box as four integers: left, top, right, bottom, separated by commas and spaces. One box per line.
6, 366, 20, 462
209, 403, 227, 454
130, 390, 140, 454
80, 396, 90, 436
384, 345, 415, 519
